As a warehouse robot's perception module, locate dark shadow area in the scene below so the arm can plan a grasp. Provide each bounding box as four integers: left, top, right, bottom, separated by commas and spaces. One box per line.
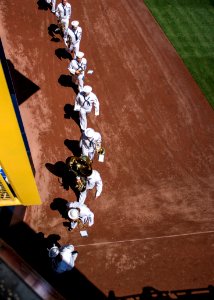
45, 161, 79, 196
64, 104, 80, 127
37, 0, 50, 10
55, 48, 72, 61
48, 24, 61, 42
0, 207, 15, 236
107, 286, 214, 300
64, 139, 81, 156
0, 221, 107, 300
7, 60, 40, 105
50, 197, 69, 219
58, 74, 79, 94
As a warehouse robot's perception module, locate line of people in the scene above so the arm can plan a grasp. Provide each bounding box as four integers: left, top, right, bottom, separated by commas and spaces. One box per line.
45, 0, 105, 273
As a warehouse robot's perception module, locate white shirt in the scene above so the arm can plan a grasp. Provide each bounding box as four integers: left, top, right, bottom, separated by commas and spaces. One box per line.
52, 245, 75, 273
75, 91, 100, 115
86, 170, 103, 197
68, 58, 87, 76
67, 201, 94, 226
71, 26, 82, 44
55, 2, 71, 20
80, 131, 102, 151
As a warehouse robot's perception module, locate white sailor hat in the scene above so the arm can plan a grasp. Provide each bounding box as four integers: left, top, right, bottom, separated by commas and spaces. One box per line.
85, 128, 95, 139
48, 246, 60, 258
83, 85, 92, 94
76, 51, 84, 59
68, 208, 79, 220
71, 20, 79, 27
93, 132, 101, 140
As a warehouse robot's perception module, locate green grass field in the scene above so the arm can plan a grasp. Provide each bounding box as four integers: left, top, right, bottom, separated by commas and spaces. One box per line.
144, 0, 214, 108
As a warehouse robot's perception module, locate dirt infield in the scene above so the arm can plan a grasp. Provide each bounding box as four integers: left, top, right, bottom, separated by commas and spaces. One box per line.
0, 0, 214, 299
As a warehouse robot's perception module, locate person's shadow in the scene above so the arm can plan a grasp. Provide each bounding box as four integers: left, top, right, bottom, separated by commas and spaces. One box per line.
50, 198, 69, 219
48, 24, 61, 42
64, 104, 80, 127
64, 139, 81, 156
50, 197, 73, 230
37, 0, 50, 10
45, 160, 79, 195
58, 75, 79, 94
55, 48, 72, 61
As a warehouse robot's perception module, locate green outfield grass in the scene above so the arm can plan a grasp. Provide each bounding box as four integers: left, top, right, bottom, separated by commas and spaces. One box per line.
144, 0, 214, 108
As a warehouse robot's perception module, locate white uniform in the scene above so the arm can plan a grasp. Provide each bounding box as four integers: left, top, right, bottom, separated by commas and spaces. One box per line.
55, 2, 72, 32
74, 91, 100, 131
64, 26, 82, 58
79, 131, 102, 160
52, 245, 78, 274
67, 201, 94, 228
79, 170, 103, 204
45, 0, 56, 12
68, 57, 87, 91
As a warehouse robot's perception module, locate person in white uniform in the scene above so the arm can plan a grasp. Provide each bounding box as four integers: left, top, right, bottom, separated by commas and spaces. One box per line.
78, 170, 103, 204
48, 244, 78, 274
74, 85, 100, 132
64, 20, 82, 58
55, 0, 72, 34
68, 51, 87, 92
45, 0, 56, 13
67, 201, 94, 230
79, 128, 102, 160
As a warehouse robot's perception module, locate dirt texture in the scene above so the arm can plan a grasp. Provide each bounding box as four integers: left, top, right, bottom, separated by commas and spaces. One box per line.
0, 0, 214, 299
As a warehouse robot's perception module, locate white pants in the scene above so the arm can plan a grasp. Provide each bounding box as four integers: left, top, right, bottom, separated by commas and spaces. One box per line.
82, 146, 95, 160
68, 42, 80, 59
72, 73, 84, 91
79, 190, 87, 204
79, 108, 91, 131
59, 18, 69, 34
51, 0, 56, 12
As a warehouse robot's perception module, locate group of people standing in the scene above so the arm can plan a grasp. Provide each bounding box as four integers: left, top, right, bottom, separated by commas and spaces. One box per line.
45, 0, 105, 273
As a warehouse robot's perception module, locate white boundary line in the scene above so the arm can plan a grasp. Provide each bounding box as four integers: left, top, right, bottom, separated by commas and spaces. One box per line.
75, 230, 214, 248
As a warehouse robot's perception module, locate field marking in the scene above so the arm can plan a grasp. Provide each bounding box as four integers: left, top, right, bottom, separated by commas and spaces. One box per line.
75, 230, 214, 248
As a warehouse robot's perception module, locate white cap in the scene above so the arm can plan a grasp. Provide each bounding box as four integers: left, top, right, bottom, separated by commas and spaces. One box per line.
71, 20, 79, 27
93, 132, 101, 140
48, 246, 60, 258
85, 128, 95, 139
76, 51, 84, 59
83, 85, 92, 94
68, 208, 79, 220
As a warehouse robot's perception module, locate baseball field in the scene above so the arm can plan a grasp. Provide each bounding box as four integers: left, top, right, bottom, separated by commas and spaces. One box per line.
0, 0, 214, 299
145, 0, 214, 108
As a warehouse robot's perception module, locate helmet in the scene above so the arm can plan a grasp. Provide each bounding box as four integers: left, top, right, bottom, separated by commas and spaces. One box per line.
68, 208, 79, 220
71, 20, 79, 27
83, 85, 92, 94
48, 245, 60, 258
85, 128, 95, 139
76, 51, 84, 59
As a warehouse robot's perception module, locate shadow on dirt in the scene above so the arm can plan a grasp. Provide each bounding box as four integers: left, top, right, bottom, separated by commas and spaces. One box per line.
50, 197, 69, 219
64, 104, 80, 127
37, 0, 50, 10
48, 24, 61, 42
0, 222, 107, 300
55, 48, 72, 61
7, 60, 40, 105
45, 160, 79, 196
107, 285, 214, 299
64, 139, 81, 157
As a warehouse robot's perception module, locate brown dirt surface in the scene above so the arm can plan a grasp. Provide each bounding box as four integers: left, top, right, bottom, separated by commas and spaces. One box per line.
1, 0, 214, 299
